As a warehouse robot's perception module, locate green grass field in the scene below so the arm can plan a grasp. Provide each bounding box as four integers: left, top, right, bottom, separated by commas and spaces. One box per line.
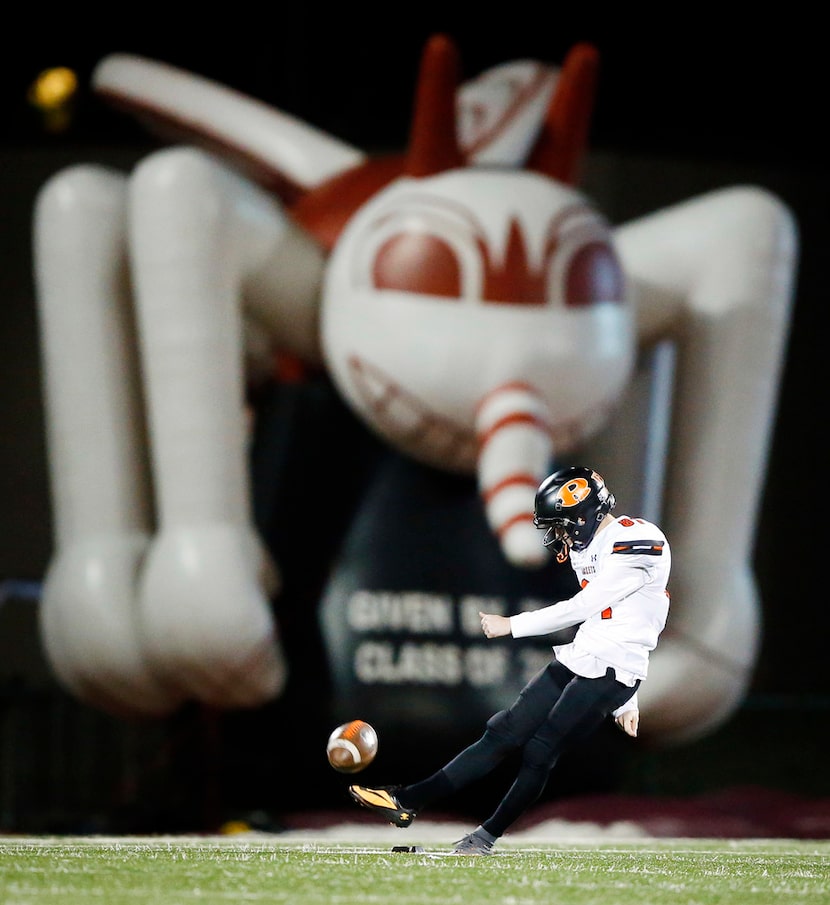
1, 833, 828, 905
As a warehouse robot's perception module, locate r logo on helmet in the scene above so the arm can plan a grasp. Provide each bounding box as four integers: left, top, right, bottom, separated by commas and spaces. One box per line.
557, 477, 592, 508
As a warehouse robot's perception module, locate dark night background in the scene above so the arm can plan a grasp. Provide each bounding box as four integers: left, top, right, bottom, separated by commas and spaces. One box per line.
0, 13, 826, 833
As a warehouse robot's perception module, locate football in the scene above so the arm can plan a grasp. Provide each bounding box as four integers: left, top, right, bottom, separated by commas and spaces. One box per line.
326, 719, 378, 773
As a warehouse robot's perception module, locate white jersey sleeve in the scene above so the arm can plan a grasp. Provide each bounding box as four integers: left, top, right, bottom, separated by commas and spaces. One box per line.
509, 558, 649, 638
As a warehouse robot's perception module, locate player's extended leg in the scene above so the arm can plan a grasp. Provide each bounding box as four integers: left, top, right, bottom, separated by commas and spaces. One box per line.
349, 659, 572, 825
480, 666, 639, 840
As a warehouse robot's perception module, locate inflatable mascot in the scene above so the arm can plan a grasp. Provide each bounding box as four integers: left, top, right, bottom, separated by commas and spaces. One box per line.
32, 36, 797, 743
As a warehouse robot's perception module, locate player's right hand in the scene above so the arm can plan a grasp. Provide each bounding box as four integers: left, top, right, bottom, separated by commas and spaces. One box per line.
479, 612, 511, 639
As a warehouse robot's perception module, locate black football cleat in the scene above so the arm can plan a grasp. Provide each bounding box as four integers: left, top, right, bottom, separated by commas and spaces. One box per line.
348, 785, 417, 828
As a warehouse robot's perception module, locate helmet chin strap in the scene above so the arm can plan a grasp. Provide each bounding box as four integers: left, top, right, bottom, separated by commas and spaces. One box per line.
541, 524, 575, 562
551, 538, 570, 563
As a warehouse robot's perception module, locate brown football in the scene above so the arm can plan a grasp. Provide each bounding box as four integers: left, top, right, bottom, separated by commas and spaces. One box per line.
326, 719, 378, 773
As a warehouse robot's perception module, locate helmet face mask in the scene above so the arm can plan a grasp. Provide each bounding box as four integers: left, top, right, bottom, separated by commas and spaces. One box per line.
533, 466, 616, 554
534, 519, 577, 550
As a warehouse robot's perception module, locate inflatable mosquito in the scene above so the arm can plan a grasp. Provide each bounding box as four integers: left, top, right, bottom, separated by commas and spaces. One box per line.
33, 36, 797, 742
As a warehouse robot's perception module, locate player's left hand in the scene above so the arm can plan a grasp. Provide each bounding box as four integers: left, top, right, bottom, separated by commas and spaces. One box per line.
479, 612, 511, 639
615, 709, 639, 737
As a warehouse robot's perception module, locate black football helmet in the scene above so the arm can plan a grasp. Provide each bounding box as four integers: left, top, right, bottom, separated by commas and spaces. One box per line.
533, 466, 616, 553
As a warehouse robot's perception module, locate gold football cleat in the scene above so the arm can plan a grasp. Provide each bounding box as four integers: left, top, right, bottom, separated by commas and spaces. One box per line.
348, 785, 416, 828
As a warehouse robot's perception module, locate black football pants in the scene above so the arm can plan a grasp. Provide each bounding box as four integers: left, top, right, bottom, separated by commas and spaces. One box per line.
401, 659, 639, 838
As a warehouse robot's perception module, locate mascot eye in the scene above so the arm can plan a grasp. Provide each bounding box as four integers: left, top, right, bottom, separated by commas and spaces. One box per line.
562, 241, 624, 307
373, 233, 462, 298
352, 197, 483, 300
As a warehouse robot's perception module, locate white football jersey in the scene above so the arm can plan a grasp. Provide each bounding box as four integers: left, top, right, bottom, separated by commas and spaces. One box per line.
510, 515, 671, 694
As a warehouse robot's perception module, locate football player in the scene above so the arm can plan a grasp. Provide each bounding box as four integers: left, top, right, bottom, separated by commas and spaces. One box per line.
349, 465, 670, 854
